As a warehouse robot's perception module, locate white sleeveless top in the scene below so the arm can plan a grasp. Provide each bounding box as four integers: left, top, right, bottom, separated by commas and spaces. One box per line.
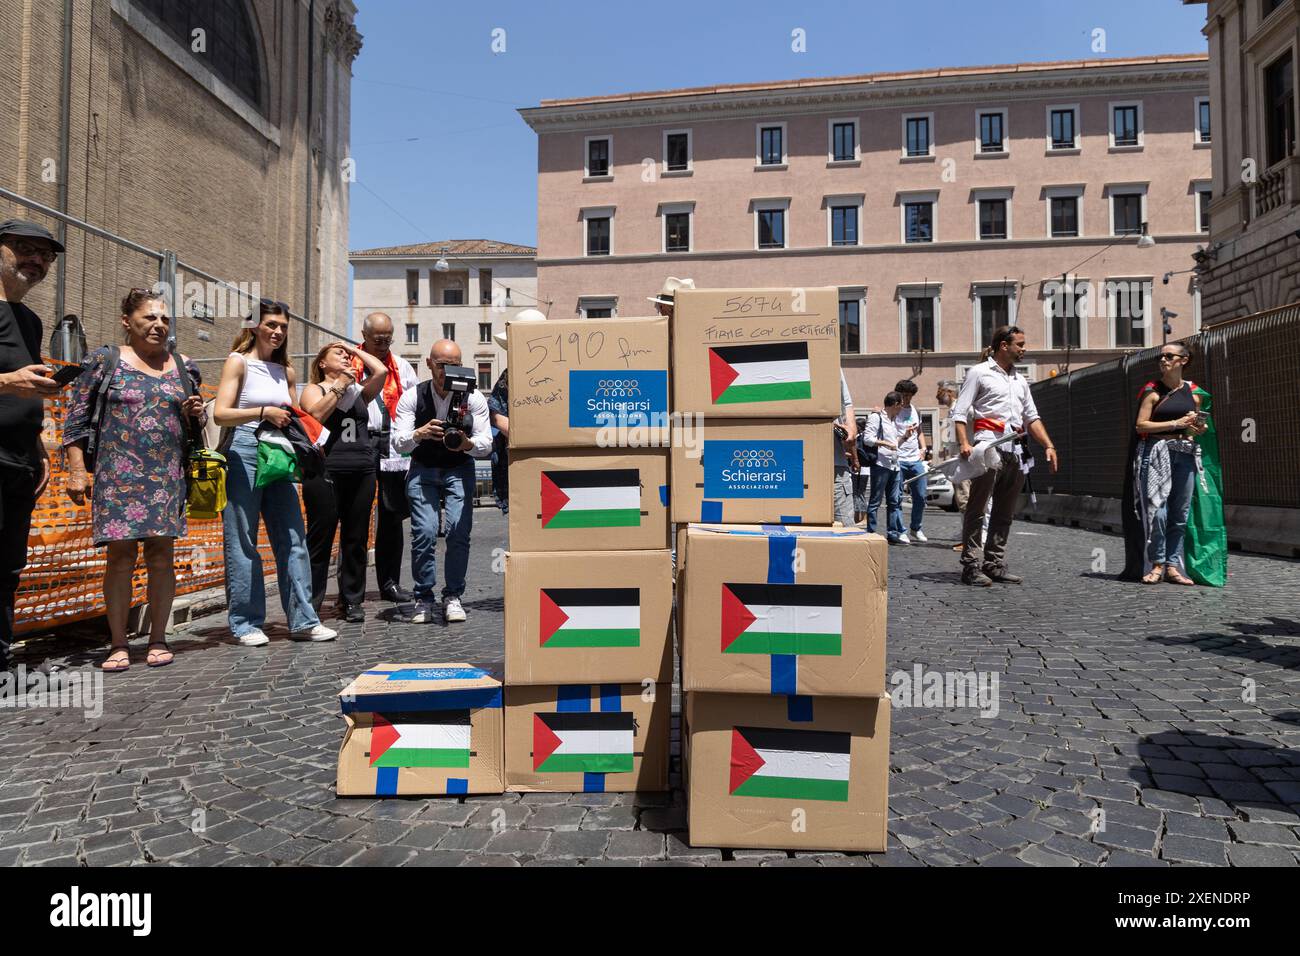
233, 352, 291, 428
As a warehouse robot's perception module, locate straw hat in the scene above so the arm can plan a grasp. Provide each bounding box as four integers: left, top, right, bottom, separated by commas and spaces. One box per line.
648, 276, 695, 307
494, 307, 546, 350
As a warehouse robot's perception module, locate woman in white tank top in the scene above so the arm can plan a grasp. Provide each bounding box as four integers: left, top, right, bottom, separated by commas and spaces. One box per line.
212, 301, 334, 646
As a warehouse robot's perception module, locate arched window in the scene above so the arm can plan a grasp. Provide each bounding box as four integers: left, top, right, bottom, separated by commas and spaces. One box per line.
134, 0, 263, 110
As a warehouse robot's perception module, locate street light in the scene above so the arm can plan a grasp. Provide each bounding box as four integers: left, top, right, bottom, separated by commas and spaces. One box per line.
1136, 222, 1155, 248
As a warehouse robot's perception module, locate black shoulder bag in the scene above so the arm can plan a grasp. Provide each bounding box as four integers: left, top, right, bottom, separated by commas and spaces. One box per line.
82, 345, 120, 472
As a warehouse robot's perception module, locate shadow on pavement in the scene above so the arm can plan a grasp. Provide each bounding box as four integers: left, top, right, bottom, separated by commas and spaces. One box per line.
1146, 619, 1300, 670
1128, 730, 1300, 811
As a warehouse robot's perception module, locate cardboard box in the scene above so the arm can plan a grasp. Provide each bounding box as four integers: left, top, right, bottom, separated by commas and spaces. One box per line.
508, 448, 670, 552
672, 287, 842, 417
505, 683, 671, 792
505, 550, 673, 685
686, 692, 889, 852
669, 419, 834, 524
680, 524, 886, 697
506, 316, 670, 449
337, 664, 504, 796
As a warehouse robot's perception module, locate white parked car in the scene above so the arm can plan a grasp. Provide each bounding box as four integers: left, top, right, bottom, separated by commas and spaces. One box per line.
924, 470, 958, 511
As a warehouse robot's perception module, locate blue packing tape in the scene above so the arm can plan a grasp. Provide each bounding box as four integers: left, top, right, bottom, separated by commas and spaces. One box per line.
659, 484, 669, 506
767, 535, 797, 585
375, 767, 399, 796
787, 695, 814, 722
342, 687, 502, 715
701, 499, 723, 522
600, 684, 621, 712
771, 655, 797, 695
583, 772, 606, 793
445, 778, 469, 795
780, 515, 803, 525
557, 685, 592, 712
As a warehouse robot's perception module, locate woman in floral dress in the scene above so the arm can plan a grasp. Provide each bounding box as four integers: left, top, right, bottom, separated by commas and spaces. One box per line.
62, 290, 206, 671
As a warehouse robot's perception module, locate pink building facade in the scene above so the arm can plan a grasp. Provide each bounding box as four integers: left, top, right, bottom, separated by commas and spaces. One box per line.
521, 55, 1211, 440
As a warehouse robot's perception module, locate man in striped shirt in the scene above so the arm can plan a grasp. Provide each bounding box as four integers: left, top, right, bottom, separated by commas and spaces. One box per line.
951, 326, 1058, 586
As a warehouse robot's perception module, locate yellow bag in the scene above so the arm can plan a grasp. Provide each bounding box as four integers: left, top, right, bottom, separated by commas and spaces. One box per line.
186, 449, 228, 519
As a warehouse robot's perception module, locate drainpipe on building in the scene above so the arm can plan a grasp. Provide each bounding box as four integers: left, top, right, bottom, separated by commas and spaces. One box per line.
54, 0, 73, 324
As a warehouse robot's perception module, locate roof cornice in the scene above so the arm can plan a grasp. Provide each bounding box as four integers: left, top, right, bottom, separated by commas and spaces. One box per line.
519, 61, 1210, 133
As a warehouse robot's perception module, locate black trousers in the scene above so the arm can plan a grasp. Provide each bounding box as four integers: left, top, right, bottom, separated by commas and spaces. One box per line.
304, 469, 377, 610
0, 466, 36, 668
374, 471, 408, 589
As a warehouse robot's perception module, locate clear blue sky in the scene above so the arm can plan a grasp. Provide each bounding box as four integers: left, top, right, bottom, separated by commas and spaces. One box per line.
348, 0, 1208, 254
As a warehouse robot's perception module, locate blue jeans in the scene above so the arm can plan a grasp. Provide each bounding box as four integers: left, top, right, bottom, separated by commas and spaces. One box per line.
866, 464, 904, 540
1141, 444, 1197, 568
407, 460, 476, 602
221, 427, 320, 637
898, 459, 928, 533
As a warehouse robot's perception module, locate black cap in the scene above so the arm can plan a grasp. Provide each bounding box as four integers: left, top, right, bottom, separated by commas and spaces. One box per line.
0, 219, 65, 254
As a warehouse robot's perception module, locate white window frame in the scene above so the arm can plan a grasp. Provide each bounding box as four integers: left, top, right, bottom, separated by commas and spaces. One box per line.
901, 111, 936, 160
825, 193, 864, 247
580, 206, 615, 257
897, 283, 943, 353
662, 128, 693, 175
838, 287, 866, 355
972, 187, 1013, 241
970, 282, 1019, 351
1193, 96, 1212, 147
1193, 181, 1213, 233
752, 197, 790, 250
1041, 276, 1091, 351
898, 189, 939, 244
827, 117, 861, 164
1105, 277, 1153, 348
1045, 103, 1081, 152
1044, 184, 1085, 238
755, 121, 788, 168
577, 296, 619, 319
975, 107, 1010, 156
1105, 183, 1148, 237
583, 134, 613, 179
1108, 100, 1144, 150
659, 201, 695, 253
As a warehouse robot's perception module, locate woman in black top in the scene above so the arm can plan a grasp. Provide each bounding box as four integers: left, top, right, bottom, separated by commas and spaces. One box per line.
302, 342, 387, 621
1133, 342, 1208, 585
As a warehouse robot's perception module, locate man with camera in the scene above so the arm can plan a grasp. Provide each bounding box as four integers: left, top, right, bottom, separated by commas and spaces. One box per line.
392, 339, 491, 624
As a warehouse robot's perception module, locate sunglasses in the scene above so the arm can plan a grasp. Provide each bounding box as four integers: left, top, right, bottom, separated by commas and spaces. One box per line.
1158, 353, 1186, 361
4, 238, 58, 264
259, 297, 291, 313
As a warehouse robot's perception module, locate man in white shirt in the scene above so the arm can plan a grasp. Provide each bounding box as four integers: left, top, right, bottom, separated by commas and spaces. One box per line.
832, 371, 858, 527
951, 325, 1058, 586
893, 379, 929, 542
392, 340, 492, 623
361, 312, 421, 603
860, 392, 907, 542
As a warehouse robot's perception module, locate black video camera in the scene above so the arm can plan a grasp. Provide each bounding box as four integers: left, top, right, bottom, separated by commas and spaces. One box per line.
439, 364, 477, 451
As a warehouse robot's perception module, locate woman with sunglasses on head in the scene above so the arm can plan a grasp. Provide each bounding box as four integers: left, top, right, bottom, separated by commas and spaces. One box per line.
1132, 342, 1208, 585
213, 300, 334, 646
300, 340, 386, 622
62, 289, 206, 671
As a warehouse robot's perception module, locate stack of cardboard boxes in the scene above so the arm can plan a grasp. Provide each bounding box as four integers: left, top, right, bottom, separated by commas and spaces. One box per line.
502, 316, 674, 793
671, 288, 891, 852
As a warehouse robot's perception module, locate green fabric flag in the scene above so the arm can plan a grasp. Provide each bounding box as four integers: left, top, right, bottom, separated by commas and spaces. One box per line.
1186, 385, 1228, 587
255, 433, 300, 487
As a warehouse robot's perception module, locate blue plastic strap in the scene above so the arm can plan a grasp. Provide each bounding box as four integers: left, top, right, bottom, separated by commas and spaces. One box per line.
375, 767, 399, 796
342, 687, 502, 714
445, 778, 469, 795
658, 485, 669, 506
767, 535, 797, 585
700, 499, 723, 522
600, 684, 621, 712
780, 515, 802, 525
771, 655, 797, 695
787, 695, 814, 722
583, 772, 606, 793
557, 685, 591, 712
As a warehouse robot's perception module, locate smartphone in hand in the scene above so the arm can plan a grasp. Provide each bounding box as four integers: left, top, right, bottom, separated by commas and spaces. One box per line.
49, 364, 87, 387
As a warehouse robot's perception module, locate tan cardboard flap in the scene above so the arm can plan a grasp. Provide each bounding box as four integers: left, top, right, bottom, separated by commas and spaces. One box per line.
686, 692, 889, 852
506, 316, 670, 449
671, 288, 841, 417
680, 524, 886, 697
505, 550, 673, 685
507, 448, 670, 552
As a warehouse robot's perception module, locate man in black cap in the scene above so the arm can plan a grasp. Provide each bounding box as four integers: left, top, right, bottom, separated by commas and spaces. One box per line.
0, 219, 63, 672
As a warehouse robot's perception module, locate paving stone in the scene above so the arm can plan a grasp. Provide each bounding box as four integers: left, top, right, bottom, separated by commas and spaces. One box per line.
1104, 850, 1168, 867
606, 831, 666, 859
482, 830, 548, 856
1226, 844, 1297, 867
522, 806, 588, 831
1226, 821, 1300, 847
435, 827, 493, 852
1017, 845, 1079, 867
541, 829, 611, 860
1161, 835, 1227, 866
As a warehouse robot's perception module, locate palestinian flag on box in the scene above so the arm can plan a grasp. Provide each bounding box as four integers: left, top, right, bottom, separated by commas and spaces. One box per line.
368, 711, 471, 768
709, 342, 811, 405
532, 712, 634, 773
730, 726, 851, 802
721, 583, 842, 656
254, 407, 329, 487
541, 469, 641, 529
540, 587, 640, 648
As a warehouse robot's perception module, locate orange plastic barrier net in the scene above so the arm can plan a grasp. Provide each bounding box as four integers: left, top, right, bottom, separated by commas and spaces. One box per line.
15, 369, 364, 636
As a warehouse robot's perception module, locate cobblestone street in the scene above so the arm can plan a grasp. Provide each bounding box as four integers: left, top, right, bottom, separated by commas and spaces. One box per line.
2, 507, 1299, 867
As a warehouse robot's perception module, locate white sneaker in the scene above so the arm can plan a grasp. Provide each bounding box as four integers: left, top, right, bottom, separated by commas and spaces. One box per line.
409, 601, 436, 624
897, 533, 912, 545
291, 623, 337, 642
913, 530, 928, 542
237, 628, 269, 647
444, 597, 467, 624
